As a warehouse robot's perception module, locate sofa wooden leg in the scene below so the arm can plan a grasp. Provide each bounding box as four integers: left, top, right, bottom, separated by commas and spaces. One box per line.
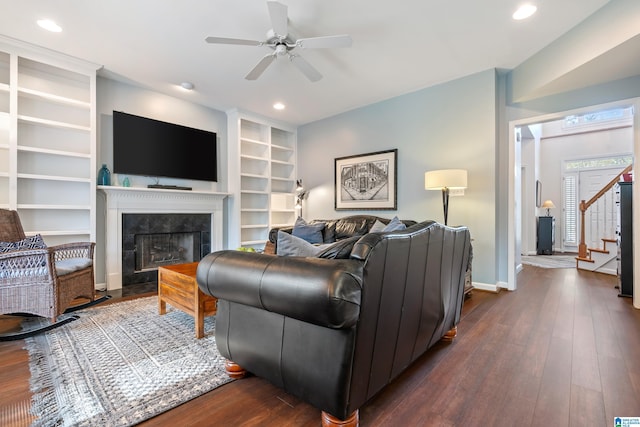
225, 360, 247, 379
321, 410, 359, 427
442, 326, 457, 341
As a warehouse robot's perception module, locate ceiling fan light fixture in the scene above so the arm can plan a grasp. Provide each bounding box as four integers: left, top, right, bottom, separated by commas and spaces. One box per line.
37, 19, 62, 33
273, 102, 285, 110
512, 4, 537, 20
180, 82, 194, 91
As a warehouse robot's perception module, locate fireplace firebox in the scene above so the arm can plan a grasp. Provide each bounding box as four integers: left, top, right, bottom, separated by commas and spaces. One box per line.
122, 213, 211, 285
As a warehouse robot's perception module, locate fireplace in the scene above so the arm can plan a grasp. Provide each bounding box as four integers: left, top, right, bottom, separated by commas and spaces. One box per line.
135, 232, 199, 271
100, 186, 227, 291
122, 213, 210, 285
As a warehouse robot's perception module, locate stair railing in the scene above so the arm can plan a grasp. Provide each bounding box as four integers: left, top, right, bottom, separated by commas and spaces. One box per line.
578, 164, 632, 258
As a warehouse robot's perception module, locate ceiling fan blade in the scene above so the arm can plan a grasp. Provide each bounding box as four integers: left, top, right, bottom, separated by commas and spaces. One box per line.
296, 35, 352, 49
245, 54, 276, 80
205, 36, 262, 46
267, 1, 288, 37
289, 54, 322, 82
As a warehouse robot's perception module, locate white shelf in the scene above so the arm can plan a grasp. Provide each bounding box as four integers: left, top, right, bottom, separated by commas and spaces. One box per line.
271, 143, 294, 152
271, 223, 293, 227
271, 159, 293, 166
241, 224, 269, 229
17, 145, 91, 158
17, 115, 91, 132
241, 137, 269, 146
241, 172, 268, 179
232, 113, 297, 250
241, 239, 267, 246
17, 173, 91, 183
18, 87, 91, 109
0, 42, 99, 246
240, 154, 269, 162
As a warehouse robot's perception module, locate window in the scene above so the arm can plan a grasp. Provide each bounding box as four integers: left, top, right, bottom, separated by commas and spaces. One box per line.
563, 174, 577, 246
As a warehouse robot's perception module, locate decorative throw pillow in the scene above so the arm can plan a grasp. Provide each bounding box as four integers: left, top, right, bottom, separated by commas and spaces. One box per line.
292, 216, 325, 244
277, 231, 324, 257
0, 234, 47, 253
382, 216, 406, 232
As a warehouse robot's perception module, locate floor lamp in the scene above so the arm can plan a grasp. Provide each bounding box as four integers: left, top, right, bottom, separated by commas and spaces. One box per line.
425, 169, 468, 226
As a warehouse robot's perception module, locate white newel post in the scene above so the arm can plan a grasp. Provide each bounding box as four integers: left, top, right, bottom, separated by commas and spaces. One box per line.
98, 186, 228, 290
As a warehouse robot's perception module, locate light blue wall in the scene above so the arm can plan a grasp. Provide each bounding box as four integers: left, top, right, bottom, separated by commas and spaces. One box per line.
298, 69, 498, 286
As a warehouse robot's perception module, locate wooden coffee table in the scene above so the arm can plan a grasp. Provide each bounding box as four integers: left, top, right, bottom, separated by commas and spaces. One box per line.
158, 262, 217, 338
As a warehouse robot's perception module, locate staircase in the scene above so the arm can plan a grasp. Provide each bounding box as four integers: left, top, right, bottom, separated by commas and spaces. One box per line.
576, 164, 632, 275
576, 237, 617, 274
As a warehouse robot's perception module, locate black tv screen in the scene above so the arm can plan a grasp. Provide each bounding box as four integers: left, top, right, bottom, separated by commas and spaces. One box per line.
113, 111, 217, 182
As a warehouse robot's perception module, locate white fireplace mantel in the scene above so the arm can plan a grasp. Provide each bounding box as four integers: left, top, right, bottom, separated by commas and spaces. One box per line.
98, 186, 229, 290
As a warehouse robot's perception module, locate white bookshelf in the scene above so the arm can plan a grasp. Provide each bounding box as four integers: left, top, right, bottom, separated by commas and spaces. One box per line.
0, 37, 99, 245
228, 110, 297, 250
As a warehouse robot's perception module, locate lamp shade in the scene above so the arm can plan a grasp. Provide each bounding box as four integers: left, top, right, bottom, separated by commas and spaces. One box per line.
425, 169, 468, 190
541, 200, 555, 209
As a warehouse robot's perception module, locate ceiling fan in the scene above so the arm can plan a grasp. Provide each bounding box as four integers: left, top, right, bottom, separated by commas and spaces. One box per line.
205, 1, 352, 82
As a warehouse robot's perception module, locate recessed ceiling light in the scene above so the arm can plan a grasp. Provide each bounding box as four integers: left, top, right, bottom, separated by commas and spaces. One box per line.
273, 102, 285, 110
512, 4, 537, 20
37, 19, 62, 33
180, 82, 194, 91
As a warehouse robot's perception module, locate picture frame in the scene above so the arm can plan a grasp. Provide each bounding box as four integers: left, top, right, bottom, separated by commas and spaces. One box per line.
536, 180, 542, 208
334, 149, 397, 210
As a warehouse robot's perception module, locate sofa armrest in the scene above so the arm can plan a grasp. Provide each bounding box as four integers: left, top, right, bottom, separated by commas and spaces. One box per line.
197, 251, 363, 329
268, 226, 293, 244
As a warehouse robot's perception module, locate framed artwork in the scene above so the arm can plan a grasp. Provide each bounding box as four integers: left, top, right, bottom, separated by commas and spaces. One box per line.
536, 180, 542, 208
334, 149, 397, 210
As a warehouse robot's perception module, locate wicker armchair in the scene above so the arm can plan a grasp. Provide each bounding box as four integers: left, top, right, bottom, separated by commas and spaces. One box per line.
0, 209, 96, 323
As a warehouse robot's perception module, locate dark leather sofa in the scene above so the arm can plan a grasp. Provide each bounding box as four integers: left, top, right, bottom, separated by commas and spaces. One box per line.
197, 220, 471, 426
266, 214, 416, 254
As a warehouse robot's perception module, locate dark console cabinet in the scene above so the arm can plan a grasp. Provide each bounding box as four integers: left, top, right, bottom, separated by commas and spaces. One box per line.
537, 216, 555, 255
617, 182, 633, 298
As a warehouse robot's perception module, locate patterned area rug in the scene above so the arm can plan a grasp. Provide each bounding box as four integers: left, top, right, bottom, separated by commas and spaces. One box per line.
521, 255, 577, 269
25, 296, 232, 426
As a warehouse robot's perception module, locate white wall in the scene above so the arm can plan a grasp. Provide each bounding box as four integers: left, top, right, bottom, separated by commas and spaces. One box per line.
94, 77, 228, 286
298, 69, 498, 287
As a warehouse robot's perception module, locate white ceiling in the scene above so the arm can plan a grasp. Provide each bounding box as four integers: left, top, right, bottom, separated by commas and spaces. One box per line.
0, 0, 613, 125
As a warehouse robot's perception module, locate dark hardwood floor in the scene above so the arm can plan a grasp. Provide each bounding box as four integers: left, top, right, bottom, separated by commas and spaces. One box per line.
1, 265, 639, 426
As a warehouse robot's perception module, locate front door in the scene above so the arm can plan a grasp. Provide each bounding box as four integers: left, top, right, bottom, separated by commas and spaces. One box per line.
578, 168, 623, 249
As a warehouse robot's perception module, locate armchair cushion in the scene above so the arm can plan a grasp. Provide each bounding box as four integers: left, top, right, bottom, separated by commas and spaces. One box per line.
55, 258, 93, 276
0, 234, 46, 253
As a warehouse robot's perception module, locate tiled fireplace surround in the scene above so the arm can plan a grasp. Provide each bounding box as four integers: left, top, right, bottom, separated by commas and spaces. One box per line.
100, 187, 227, 290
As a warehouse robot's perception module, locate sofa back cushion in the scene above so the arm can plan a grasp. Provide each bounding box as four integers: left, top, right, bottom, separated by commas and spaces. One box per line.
316, 236, 361, 259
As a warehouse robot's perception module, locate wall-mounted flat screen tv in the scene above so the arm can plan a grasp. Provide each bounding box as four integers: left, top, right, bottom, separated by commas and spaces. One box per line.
113, 111, 217, 182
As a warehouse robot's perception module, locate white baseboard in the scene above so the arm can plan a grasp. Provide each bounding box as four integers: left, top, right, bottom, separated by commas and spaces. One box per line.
471, 281, 502, 293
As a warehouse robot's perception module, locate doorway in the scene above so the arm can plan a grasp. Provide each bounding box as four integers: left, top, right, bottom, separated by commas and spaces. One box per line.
508, 100, 638, 291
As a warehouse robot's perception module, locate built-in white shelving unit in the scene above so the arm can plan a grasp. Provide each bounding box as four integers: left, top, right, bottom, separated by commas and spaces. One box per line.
0, 37, 99, 245
228, 110, 297, 250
